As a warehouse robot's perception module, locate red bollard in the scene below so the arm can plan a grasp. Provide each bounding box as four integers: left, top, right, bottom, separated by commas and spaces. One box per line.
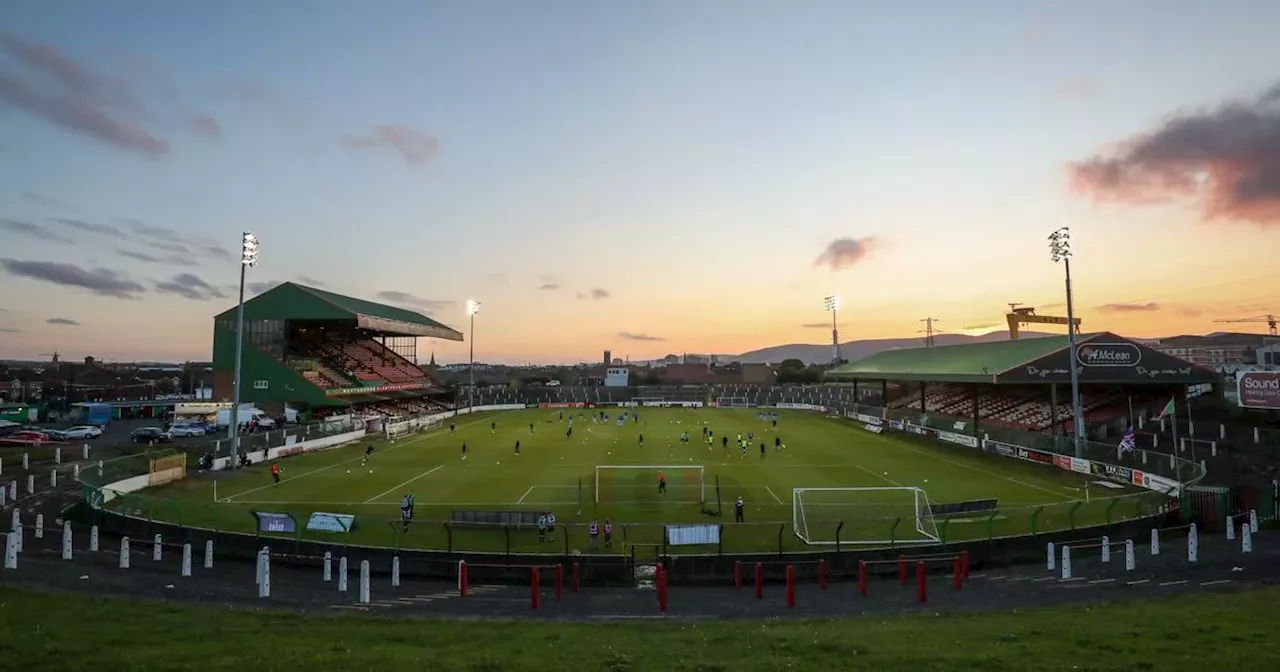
754, 562, 764, 599
555, 564, 564, 600
459, 560, 469, 597
817, 559, 827, 589
960, 550, 970, 580
572, 561, 580, 593
531, 567, 541, 610
952, 557, 962, 592
785, 565, 796, 608
915, 560, 927, 603
734, 561, 742, 591
898, 555, 908, 586
858, 560, 867, 596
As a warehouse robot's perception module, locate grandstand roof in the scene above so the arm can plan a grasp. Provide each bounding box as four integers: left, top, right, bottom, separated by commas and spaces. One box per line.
825, 332, 1222, 385
216, 282, 464, 340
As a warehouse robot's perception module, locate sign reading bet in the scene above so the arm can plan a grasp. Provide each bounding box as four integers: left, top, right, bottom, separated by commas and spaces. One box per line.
1076, 343, 1142, 368
1237, 371, 1280, 410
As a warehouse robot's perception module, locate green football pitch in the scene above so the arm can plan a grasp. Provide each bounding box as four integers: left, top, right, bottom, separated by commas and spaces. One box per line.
122, 408, 1163, 554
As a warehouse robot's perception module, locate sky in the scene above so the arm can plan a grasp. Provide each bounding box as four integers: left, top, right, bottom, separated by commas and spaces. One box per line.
2, 1, 1279, 365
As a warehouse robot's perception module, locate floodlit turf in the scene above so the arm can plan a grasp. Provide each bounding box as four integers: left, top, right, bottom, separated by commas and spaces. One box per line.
119, 409, 1163, 554
2, 585, 1276, 671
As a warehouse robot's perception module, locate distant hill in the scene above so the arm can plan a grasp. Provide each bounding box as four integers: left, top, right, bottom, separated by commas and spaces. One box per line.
730, 331, 1059, 365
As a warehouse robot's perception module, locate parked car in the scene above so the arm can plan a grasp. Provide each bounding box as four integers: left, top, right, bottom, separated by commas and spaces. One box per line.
60, 426, 103, 440
167, 423, 207, 438
130, 427, 171, 443
9, 430, 51, 442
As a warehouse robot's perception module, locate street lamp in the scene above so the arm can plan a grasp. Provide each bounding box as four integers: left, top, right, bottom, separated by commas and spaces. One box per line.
1049, 226, 1085, 458
228, 232, 259, 468
466, 299, 480, 410
824, 295, 842, 364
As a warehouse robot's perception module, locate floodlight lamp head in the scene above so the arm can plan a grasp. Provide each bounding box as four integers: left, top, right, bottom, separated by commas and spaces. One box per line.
824, 295, 840, 312
240, 232, 259, 266
466, 299, 481, 316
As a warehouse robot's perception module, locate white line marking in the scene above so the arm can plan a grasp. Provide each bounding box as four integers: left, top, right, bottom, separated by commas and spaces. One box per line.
860, 432, 1074, 498
1089, 578, 1115, 584
1031, 577, 1056, 583
764, 485, 783, 504
1158, 580, 1188, 587
365, 464, 445, 503
1200, 579, 1232, 587
516, 486, 536, 504
221, 415, 493, 502
1059, 577, 1086, 583
1126, 579, 1150, 586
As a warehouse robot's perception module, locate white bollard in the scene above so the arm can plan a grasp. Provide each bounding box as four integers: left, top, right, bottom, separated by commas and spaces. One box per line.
1243, 523, 1253, 554
1061, 545, 1072, 580
258, 550, 271, 598
1151, 528, 1160, 556
73, 464, 80, 480
392, 555, 401, 587
1256, 427, 1262, 444
14, 526, 21, 554
10, 510, 20, 554
50, 469, 57, 488
153, 534, 163, 561
1226, 516, 1236, 541
338, 556, 349, 592
1188, 523, 1199, 563
35, 514, 44, 539
323, 551, 332, 582
1046, 541, 1056, 571
256, 546, 269, 584
1250, 509, 1259, 534
61, 521, 72, 560
1125, 539, 1135, 571
55, 447, 61, 464
204, 540, 214, 569
0, 485, 6, 507
97, 460, 103, 477
26, 474, 34, 495
1101, 536, 1111, 563
181, 543, 193, 577
9, 480, 16, 500
359, 560, 371, 604
22, 453, 28, 470
83, 444, 90, 460
89, 525, 99, 552
3, 532, 16, 569
120, 537, 131, 569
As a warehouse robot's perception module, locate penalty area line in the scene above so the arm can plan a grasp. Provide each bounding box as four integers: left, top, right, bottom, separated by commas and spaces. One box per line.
765, 485, 784, 504
364, 464, 445, 503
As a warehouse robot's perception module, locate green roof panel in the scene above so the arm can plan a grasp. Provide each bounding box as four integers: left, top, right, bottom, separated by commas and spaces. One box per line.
216, 282, 463, 340
825, 335, 1077, 383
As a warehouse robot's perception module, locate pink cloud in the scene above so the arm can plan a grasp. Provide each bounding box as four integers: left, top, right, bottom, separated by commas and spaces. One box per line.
343, 125, 439, 166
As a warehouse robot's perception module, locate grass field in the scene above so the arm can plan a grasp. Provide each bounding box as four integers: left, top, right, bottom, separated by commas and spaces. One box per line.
3, 585, 1276, 671
116, 408, 1162, 554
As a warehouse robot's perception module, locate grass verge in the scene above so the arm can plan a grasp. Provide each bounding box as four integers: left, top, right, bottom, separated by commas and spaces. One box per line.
1, 585, 1277, 671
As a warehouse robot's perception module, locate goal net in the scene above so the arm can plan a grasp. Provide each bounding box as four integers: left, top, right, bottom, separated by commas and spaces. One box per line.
792, 486, 940, 546
595, 465, 705, 504
385, 413, 443, 441
716, 397, 751, 408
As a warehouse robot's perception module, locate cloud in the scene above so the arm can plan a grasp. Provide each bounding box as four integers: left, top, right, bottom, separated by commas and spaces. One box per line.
1055, 76, 1098, 100
538, 283, 560, 290
1097, 302, 1160, 313
0, 327, 19, 333
21, 192, 73, 210
577, 287, 611, 300
296, 275, 326, 287
618, 332, 665, 342
153, 272, 225, 301
50, 217, 126, 238
800, 322, 848, 329
962, 323, 1001, 331
343, 125, 439, 166
814, 237, 877, 271
0, 258, 146, 298
147, 240, 191, 254
1, 218, 72, 243
1180, 308, 1205, 318
0, 33, 169, 157
1067, 80, 1280, 226
189, 112, 221, 139
375, 290, 455, 313
247, 280, 283, 295
121, 219, 182, 241
46, 317, 80, 326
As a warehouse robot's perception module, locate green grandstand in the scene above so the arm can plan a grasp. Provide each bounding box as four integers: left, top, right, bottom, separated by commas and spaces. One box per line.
210, 282, 463, 415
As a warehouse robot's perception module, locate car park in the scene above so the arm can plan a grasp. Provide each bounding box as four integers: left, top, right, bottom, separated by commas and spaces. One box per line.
130, 427, 171, 443
167, 423, 207, 438
60, 426, 103, 440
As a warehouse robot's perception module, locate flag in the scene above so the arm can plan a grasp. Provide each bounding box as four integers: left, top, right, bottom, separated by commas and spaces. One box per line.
1118, 427, 1136, 454
1153, 398, 1176, 421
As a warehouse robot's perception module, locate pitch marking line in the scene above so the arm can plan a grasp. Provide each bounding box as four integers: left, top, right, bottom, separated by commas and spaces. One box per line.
1200, 579, 1232, 587
221, 415, 492, 503
516, 486, 536, 504
365, 464, 445, 503
860, 432, 1072, 499
764, 485, 784, 504
1158, 580, 1188, 587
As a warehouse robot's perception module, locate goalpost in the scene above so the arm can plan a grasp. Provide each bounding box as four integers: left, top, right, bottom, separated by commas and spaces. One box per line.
385, 413, 443, 441
595, 465, 705, 504
715, 397, 751, 408
792, 486, 940, 546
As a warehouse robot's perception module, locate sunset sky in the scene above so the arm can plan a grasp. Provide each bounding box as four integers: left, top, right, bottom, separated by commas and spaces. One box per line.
2, 1, 1279, 365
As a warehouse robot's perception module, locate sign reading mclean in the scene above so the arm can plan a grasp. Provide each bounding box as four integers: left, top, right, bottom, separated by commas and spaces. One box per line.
1076, 343, 1142, 368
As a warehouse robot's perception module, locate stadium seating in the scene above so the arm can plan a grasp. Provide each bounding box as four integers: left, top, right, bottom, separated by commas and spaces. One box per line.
315, 338, 431, 388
